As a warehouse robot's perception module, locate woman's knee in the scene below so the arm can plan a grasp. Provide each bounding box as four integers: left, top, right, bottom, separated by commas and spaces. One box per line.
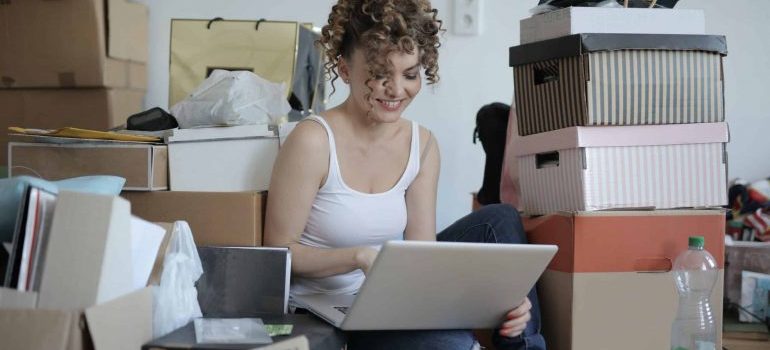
478, 204, 527, 244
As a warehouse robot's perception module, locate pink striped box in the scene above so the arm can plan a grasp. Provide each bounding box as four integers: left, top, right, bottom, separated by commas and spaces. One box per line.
513, 122, 728, 215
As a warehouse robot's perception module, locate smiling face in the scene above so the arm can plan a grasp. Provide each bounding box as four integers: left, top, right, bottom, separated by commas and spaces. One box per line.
339, 48, 422, 124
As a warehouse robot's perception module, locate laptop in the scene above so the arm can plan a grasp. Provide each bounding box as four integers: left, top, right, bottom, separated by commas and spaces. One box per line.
293, 240, 557, 331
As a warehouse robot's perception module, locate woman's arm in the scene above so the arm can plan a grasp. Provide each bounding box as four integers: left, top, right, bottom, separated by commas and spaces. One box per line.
404, 126, 440, 241
263, 121, 374, 278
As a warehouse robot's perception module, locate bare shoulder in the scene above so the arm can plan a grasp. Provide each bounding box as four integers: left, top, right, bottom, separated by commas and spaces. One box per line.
275, 118, 330, 183
283, 118, 329, 152
416, 124, 437, 155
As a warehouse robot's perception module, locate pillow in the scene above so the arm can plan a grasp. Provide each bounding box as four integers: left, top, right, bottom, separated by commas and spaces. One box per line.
0, 175, 126, 243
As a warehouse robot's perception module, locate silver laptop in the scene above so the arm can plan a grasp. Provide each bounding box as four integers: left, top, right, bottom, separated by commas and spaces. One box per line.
293, 240, 557, 331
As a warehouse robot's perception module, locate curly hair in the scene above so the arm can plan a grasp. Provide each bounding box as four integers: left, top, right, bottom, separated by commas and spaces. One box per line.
319, 0, 443, 94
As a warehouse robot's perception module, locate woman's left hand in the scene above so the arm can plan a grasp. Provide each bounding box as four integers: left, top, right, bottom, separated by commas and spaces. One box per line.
499, 297, 532, 338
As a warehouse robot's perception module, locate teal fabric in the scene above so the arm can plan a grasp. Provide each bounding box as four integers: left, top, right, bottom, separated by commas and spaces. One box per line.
0, 176, 126, 243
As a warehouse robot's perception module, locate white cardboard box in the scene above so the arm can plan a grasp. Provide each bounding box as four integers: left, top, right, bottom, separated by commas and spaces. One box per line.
514, 122, 729, 215
38, 191, 134, 309
520, 7, 705, 45
167, 126, 279, 192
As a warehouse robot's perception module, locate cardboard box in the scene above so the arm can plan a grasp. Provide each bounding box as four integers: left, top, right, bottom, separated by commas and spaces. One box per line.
166, 128, 279, 192
0, 0, 147, 88
121, 191, 266, 247
0, 288, 38, 309
525, 210, 725, 350
38, 191, 134, 309
520, 8, 705, 45
0, 191, 154, 350
169, 19, 298, 105
509, 34, 727, 135
147, 222, 174, 287
9, 141, 168, 191
0, 287, 153, 350
0, 88, 146, 166
514, 122, 729, 215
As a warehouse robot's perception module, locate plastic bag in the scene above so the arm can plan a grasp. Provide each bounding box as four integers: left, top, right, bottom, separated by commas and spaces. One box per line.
194, 318, 272, 344
153, 221, 204, 337
170, 70, 291, 128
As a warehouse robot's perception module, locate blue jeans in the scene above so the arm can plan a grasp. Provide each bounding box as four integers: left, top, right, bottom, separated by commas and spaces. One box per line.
346, 204, 546, 350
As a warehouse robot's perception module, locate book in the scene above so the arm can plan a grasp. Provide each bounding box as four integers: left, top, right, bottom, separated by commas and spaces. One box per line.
4, 186, 57, 291
27, 188, 57, 292
4, 185, 32, 289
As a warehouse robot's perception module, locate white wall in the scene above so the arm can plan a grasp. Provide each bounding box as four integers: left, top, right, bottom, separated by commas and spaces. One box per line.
144, 0, 770, 231
677, 0, 770, 184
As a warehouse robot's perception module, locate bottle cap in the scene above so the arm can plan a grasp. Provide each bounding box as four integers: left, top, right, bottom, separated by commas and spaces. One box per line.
688, 236, 705, 249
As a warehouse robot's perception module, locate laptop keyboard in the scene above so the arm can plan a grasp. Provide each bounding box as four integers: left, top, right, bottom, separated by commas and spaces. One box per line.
334, 306, 349, 314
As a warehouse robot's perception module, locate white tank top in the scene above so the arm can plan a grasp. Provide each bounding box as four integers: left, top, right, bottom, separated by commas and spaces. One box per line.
290, 115, 421, 296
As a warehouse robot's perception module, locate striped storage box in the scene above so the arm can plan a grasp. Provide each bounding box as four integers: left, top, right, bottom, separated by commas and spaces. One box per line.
513, 122, 728, 215
509, 34, 727, 136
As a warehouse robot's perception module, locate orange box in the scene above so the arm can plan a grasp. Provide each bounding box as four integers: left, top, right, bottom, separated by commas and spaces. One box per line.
525, 210, 725, 350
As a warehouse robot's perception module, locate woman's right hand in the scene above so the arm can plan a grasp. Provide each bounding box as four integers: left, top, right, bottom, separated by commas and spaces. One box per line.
354, 247, 379, 275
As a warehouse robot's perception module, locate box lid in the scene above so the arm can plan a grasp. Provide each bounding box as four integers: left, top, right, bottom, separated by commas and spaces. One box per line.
513, 122, 729, 156
165, 125, 275, 143
509, 33, 727, 67
85, 287, 153, 350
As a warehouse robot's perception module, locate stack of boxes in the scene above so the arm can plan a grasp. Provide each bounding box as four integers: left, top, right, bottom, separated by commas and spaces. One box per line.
509, 7, 728, 350
0, 0, 148, 170
0, 191, 157, 349
4, 13, 293, 249
10, 127, 280, 248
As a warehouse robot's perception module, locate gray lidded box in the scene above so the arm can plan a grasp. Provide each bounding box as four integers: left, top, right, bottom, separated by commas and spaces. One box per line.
509, 34, 727, 136
196, 246, 291, 316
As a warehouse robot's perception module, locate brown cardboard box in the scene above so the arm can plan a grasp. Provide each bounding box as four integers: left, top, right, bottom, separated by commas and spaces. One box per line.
0, 88, 146, 166
0, 0, 148, 88
0, 287, 153, 350
9, 141, 168, 191
525, 210, 725, 350
122, 191, 266, 247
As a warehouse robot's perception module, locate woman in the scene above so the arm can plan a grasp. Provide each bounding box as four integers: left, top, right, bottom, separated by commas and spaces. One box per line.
265, 1, 544, 349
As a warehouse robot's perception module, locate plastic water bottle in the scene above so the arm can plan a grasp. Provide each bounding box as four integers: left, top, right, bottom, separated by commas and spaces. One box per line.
671, 236, 718, 350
